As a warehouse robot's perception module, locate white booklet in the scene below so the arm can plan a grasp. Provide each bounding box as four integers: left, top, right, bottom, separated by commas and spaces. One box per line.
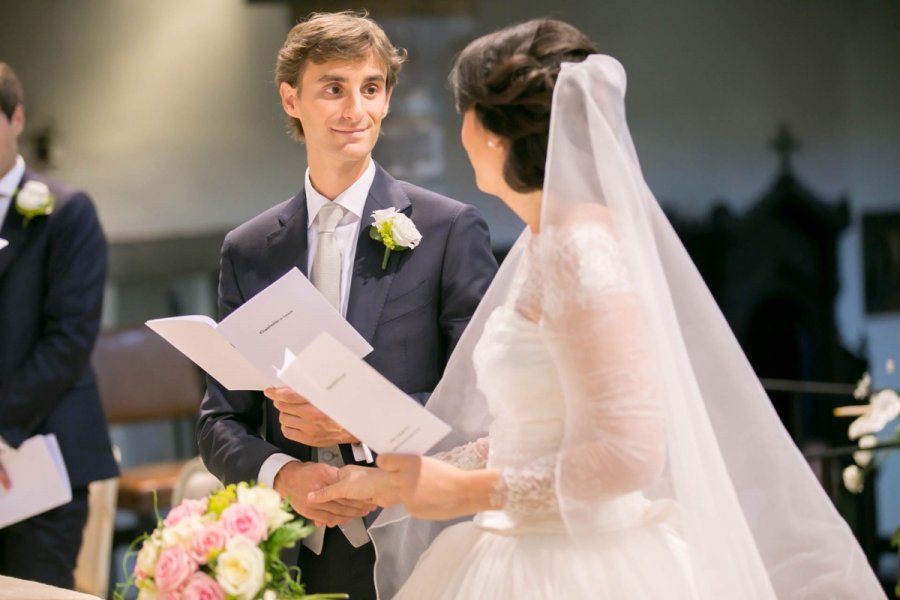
0, 434, 72, 528
277, 333, 451, 455
146, 268, 373, 390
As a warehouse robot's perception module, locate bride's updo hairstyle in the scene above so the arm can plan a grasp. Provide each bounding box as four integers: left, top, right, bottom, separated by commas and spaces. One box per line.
449, 19, 597, 192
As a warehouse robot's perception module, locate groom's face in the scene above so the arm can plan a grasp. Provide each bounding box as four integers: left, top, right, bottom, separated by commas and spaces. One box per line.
281, 53, 392, 166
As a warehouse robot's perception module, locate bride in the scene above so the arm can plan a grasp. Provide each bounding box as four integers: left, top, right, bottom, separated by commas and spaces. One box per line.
309, 18, 885, 599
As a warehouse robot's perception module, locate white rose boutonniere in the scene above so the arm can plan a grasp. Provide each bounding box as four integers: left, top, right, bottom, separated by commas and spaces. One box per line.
15, 181, 55, 227
369, 207, 422, 270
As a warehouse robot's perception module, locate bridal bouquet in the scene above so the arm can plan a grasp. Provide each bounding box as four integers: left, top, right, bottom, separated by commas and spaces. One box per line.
115, 482, 346, 600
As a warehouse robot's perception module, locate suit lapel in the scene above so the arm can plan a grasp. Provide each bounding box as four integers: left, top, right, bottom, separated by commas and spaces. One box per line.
346, 163, 411, 345
0, 171, 32, 280
264, 189, 310, 283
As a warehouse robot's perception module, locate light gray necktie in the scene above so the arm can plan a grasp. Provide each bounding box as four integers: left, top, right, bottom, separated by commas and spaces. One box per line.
304, 202, 370, 553
311, 202, 345, 311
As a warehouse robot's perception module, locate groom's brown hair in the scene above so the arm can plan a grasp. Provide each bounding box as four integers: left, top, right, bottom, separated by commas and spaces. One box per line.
275, 10, 407, 140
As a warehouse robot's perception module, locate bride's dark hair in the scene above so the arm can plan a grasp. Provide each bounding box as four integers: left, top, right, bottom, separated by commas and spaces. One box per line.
449, 19, 597, 192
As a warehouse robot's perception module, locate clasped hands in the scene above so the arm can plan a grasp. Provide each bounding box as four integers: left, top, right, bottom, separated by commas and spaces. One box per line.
308, 454, 481, 522
267, 386, 483, 526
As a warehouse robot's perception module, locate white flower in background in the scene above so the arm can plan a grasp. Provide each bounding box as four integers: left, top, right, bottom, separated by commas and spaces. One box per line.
14, 180, 54, 226
263, 591, 277, 600
852, 434, 879, 467
237, 484, 292, 532
853, 372, 871, 400
370, 207, 422, 269
215, 536, 265, 600
842, 464, 865, 494
848, 388, 900, 440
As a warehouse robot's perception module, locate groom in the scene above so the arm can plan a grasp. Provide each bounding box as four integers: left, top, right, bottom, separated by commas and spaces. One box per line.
196, 11, 497, 600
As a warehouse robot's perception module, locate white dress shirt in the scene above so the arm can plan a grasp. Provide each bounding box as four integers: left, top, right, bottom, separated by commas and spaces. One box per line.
259, 159, 377, 488
0, 156, 26, 228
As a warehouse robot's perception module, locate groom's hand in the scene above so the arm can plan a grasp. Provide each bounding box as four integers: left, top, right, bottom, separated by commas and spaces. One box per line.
274, 461, 375, 528
266, 387, 359, 447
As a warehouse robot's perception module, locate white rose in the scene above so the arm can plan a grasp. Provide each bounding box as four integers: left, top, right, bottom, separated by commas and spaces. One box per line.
853, 434, 878, 467
842, 464, 864, 494
371, 208, 422, 249
136, 537, 162, 577
263, 591, 277, 600
215, 536, 265, 600
16, 181, 53, 212
237, 485, 292, 532
161, 514, 203, 548
390, 213, 422, 248
136, 584, 159, 600
371, 207, 397, 229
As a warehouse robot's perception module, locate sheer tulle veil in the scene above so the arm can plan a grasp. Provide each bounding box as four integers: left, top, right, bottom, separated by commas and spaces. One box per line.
370, 55, 884, 599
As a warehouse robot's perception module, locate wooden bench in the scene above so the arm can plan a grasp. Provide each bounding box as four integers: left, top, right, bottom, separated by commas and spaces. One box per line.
91, 327, 204, 521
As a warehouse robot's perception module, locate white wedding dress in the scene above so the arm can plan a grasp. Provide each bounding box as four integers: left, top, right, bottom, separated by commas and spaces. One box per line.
393, 223, 698, 599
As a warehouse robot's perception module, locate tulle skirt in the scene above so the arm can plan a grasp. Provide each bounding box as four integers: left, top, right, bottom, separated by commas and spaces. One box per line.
393, 512, 697, 599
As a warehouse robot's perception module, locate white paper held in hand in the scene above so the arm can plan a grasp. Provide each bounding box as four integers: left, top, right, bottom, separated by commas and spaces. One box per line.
145, 268, 373, 391
0, 434, 72, 528
0, 238, 8, 250
277, 333, 452, 455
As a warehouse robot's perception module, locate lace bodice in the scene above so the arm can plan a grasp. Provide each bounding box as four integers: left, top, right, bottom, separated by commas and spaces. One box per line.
436, 219, 666, 526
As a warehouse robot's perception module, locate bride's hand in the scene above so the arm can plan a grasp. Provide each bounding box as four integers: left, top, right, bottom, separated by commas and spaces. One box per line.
306, 463, 400, 508
308, 455, 501, 520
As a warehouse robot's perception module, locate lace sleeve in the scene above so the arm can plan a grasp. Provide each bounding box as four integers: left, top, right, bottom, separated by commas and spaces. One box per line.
525, 219, 666, 506
432, 436, 489, 470
492, 455, 558, 515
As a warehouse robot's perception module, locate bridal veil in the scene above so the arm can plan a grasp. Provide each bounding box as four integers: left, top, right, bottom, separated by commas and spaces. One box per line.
370, 55, 884, 599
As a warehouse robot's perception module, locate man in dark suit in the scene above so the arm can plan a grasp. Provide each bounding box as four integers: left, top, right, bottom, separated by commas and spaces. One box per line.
0, 62, 118, 589
197, 12, 497, 600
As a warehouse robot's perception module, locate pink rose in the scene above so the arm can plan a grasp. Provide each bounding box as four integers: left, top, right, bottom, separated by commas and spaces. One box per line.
164, 497, 209, 527
220, 503, 267, 545
184, 572, 225, 600
190, 523, 229, 564
154, 545, 197, 593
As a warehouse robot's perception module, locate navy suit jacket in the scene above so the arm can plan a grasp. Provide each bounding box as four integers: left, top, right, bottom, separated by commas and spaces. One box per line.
198, 163, 497, 485
0, 168, 118, 488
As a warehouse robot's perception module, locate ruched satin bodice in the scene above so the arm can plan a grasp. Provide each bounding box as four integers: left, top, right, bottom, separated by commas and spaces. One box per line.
473, 305, 564, 472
